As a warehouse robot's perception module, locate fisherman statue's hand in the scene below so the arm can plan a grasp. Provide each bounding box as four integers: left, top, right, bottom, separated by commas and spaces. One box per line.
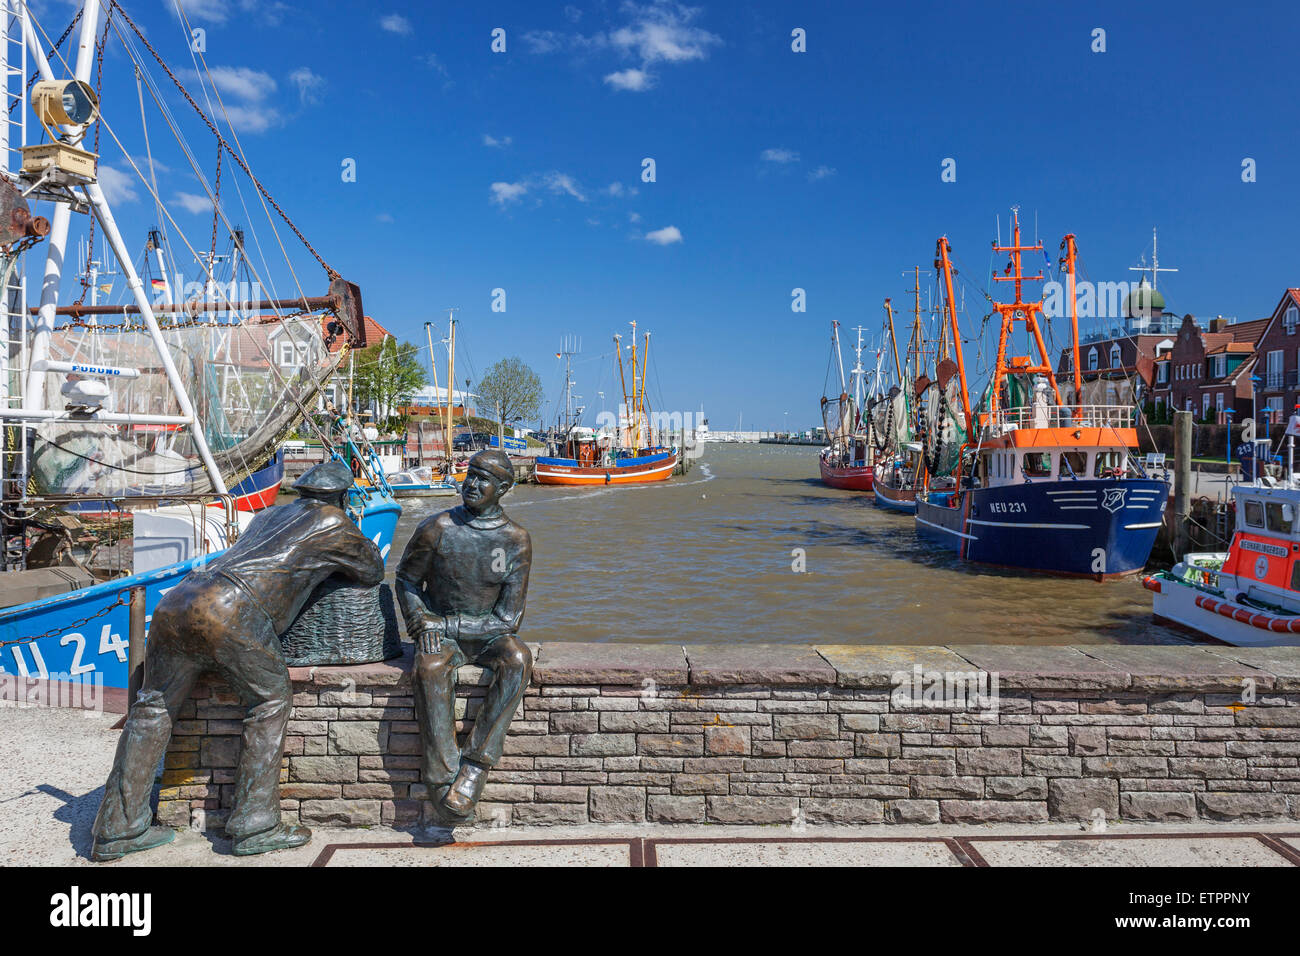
418, 625, 445, 655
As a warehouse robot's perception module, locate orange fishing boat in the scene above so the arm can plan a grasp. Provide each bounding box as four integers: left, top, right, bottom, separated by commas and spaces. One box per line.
535, 323, 678, 486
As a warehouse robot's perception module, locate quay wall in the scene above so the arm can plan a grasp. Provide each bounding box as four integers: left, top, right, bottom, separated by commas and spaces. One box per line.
156, 642, 1300, 830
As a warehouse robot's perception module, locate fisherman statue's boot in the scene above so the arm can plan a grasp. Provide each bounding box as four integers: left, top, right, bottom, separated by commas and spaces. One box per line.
440, 761, 488, 820
232, 822, 313, 857
91, 826, 176, 862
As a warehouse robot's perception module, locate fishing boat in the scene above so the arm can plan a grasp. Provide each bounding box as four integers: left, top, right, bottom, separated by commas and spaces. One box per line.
818, 321, 879, 491
871, 277, 938, 513
1145, 417, 1300, 646
535, 324, 678, 485
913, 212, 1168, 578
0, 1, 399, 698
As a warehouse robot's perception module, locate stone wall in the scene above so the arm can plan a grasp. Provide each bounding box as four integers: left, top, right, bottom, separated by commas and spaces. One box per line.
156, 642, 1300, 830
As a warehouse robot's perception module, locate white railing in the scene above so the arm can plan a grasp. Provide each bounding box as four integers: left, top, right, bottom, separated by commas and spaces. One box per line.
992, 404, 1136, 432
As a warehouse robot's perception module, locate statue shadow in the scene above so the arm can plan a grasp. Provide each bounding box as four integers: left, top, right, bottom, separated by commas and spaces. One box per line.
40, 782, 103, 859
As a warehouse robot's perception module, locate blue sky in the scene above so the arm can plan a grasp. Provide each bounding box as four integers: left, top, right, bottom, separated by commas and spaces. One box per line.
22, 0, 1300, 430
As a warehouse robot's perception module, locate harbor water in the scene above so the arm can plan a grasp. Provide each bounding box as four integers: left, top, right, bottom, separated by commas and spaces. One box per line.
384, 444, 1194, 646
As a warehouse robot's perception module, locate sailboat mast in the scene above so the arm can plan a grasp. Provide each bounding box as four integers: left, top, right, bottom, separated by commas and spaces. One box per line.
629, 321, 640, 448
614, 333, 629, 444
639, 331, 651, 445
425, 321, 448, 465
446, 314, 457, 449
832, 321, 847, 394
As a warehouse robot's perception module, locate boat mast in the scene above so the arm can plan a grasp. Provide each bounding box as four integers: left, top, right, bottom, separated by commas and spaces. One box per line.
1061, 233, 1082, 405
614, 332, 629, 445
424, 321, 448, 468
988, 208, 1061, 417
638, 330, 651, 446
629, 321, 640, 448
935, 237, 974, 438
883, 299, 902, 385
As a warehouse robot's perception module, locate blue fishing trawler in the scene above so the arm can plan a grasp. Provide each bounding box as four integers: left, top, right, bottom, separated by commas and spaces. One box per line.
914, 217, 1169, 579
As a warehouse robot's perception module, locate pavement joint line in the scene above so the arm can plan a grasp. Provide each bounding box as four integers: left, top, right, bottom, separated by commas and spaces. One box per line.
307, 830, 1300, 868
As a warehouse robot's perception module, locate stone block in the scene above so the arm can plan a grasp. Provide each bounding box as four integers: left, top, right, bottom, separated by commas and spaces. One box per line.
300, 799, 381, 826
328, 721, 385, 756
801, 798, 884, 824
1048, 778, 1119, 821
289, 756, 358, 783
590, 787, 646, 823
706, 796, 797, 824
1120, 791, 1198, 822
647, 794, 705, 823
939, 800, 1049, 824
572, 734, 636, 757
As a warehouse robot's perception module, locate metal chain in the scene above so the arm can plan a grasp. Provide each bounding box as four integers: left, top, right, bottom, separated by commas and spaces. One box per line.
0, 590, 130, 650
208, 140, 222, 267
110, 1, 339, 280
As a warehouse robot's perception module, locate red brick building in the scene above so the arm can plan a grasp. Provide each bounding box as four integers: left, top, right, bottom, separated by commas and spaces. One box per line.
1248, 289, 1300, 424
1149, 314, 1267, 421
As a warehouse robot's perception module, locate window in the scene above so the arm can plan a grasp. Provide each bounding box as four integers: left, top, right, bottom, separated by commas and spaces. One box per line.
1268, 396, 1284, 422
1156, 362, 1169, 384
277, 340, 295, 366
1291, 561, 1300, 591
1268, 350, 1284, 389
1215, 392, 1225, 413
1267, 501, 1294, 534
1109, 344, 1121, 369
1287, 304, 1298, 335
1059, 451, 1087, 477
1022, 452, 1052, 478
1244, 500, 1264, 528
1087, 348, 1099, 372
1202, 393, 1211, 418
1094, 450, 1125, 477
1213, 355, 1226, 378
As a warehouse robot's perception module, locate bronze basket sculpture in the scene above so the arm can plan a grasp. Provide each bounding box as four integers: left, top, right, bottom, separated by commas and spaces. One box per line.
279, 577, 402, 666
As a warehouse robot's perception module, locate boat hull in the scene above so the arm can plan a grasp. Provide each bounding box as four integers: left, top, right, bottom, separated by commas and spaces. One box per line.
819, 454, 874, 491
535, 450, 677, 485
0, 490, 402, 700
915, 478, 1168, 578
63, 450, 286, 516
1149, 576, 1300, 647
873, 481, 916, 513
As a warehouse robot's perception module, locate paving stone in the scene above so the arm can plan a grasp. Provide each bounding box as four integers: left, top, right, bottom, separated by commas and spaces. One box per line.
534, 642, 687, 685
1078, 646, 1272, 693
686, 644, 836, 686
1202, 646, 1300, 692
816, 645, 979, 688
953, 645, 1129, 690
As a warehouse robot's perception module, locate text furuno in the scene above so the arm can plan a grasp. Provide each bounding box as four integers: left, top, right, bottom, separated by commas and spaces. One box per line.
49, 886, 151, 936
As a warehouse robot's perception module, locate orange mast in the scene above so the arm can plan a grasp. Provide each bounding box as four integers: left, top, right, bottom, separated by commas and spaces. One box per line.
935, 237, 974, 439
1060, 233, 1082, 404
988, 209, 1062, 417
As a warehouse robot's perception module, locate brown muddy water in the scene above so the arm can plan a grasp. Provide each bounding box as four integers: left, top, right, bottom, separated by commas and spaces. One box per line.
384, 443, 1194, 646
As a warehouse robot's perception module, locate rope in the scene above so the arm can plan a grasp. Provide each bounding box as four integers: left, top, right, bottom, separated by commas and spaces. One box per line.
109, 1, 339, 280
8, 8, 82, 115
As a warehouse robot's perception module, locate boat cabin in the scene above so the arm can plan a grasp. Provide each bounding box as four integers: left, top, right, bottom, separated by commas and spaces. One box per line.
975, 446, 1134, 487
1217, 486, 1300, 609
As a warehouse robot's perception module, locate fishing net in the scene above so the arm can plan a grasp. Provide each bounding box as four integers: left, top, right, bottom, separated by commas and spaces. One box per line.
871, 387, 910, 454
821, 392, 858, 443
29, 315, 339, 498
921, 376, 972, 477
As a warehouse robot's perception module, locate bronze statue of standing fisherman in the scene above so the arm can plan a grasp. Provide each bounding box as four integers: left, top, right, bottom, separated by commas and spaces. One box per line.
91, 461, 385, 860
396, 449, 532, 825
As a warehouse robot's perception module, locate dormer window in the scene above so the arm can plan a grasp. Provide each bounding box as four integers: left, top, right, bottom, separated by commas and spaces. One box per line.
1109, 343, 1121, 368
1287, 304, 1299, 335
1088, 347, 1099, 371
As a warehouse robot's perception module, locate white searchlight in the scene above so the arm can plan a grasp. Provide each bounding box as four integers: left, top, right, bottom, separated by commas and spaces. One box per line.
20, 79, 101, 186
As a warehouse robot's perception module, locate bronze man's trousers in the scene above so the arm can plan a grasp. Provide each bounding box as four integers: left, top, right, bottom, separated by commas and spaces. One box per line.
412, 632, 532, 787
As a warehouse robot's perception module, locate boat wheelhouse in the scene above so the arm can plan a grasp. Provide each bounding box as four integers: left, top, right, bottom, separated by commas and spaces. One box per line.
1147, 484, 1300, 646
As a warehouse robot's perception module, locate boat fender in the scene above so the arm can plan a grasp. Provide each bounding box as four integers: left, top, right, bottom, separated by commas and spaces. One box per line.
1142, 576, 1161, 593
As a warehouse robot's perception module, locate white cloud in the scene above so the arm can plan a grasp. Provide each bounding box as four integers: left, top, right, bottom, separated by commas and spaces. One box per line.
611, 3, 721, 64
483, 134, 513, 148
221, 104, 280, 133
604, 182, 626, 197
170, 0, 288, 26
628, 211, 641, 223
206, 65, 276, 102
97, 166, 139, 205
490, 181, 529, 206
376, 212, 395, 224
174, 192, 214, 215
289, 67, 325, 106
564, 4, 583, 22
544, 172, 586, 202
644, 225, 682, 245
808, 165, 836, 181
761, 148, 800, 164
604, 68, 654, 92
380, 13, 412, 34
424, 53, 449, 77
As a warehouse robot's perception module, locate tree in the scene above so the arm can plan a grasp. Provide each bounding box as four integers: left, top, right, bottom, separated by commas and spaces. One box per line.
351, 338, 427, 427
475, 356, 543, 426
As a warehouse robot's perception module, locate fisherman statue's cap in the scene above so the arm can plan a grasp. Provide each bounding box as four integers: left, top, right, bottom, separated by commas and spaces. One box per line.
294, 459, 355, 496
467, 449, 514, 485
